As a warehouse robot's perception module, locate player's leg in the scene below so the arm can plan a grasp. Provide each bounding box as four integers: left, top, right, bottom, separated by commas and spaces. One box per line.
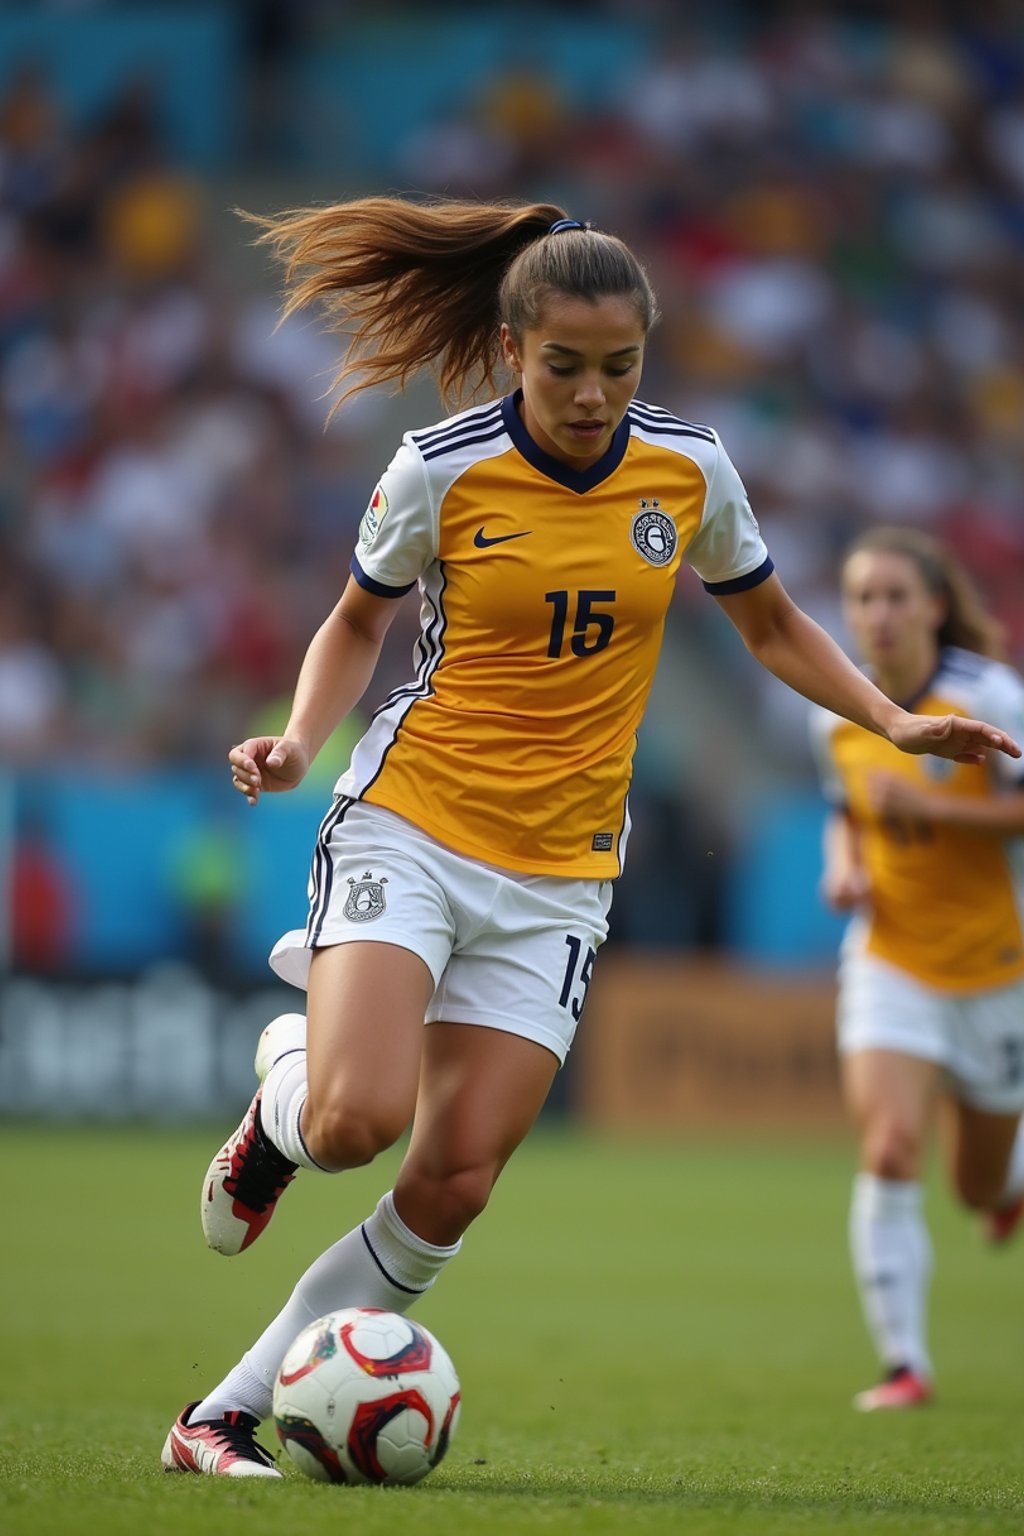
200, 799, 455, 1257
979, 1115, 1024, 1243
178, 1022, 555, 1449
386, 865, 608, 1245
201, 941, 431, 1255
171, 940, 437, 1466
842, 1047, 941, 1410
945, 1101, 1022, 1242
280, 939, 434, 1169
393, 1021, 559, 1245
944, 978, 1024, 1244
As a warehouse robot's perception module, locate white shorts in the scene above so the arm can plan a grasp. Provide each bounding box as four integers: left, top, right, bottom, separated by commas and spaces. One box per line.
837, 947, 1024, 1114
269, 799, 613, 1064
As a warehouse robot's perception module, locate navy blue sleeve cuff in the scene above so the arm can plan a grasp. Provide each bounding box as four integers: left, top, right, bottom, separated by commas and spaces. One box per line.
350, 554, 416, 598
702, 554, 775, 596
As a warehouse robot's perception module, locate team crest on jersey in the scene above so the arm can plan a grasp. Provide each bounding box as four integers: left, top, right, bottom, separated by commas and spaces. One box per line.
358, 485, 389, 547
630, 502, 677, 566
343, 871, 389, 922
921, 755, 956, 781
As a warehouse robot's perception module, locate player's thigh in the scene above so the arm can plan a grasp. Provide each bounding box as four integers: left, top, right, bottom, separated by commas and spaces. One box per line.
838, 952, 946, 1142
399, 1023, 558, 1190
945, 1102, 1021, 1208
943, 978, 1024, 1204
841, 1049, 942, 1150
306, 940, 435, 1124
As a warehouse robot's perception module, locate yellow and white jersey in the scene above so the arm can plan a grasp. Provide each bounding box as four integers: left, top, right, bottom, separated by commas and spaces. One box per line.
337, 390, 771, 877
811, 648, 1024, 992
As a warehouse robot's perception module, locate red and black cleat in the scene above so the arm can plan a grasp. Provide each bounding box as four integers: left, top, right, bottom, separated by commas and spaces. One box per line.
201, 1091, 297, 1256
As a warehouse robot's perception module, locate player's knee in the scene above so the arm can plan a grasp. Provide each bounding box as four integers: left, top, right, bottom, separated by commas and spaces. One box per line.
863, 1119, 922, 1181
404, 1163, 496, 1235
303, 1100, 405, 1171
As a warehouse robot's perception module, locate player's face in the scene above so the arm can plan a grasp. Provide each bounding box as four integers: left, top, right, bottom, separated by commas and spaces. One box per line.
841, 550, 945, 673
501, 295, 645, 469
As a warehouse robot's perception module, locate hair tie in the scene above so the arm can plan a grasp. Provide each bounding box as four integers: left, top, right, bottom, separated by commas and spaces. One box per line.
548, 218, 588, 235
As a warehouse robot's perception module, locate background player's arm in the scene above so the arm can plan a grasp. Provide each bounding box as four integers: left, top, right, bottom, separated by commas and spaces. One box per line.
229, 578, 403, 805
820, 809, 871, 911
866, 773, 1024, 837
715, 573, 1022, 765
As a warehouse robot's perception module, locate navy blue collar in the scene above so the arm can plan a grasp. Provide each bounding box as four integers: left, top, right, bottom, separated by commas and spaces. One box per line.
885, 650, 943, 714
501, 390, 631, 494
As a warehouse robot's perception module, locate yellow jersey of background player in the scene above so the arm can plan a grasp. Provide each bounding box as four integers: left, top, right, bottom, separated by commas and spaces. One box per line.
812, 648, 1024, 991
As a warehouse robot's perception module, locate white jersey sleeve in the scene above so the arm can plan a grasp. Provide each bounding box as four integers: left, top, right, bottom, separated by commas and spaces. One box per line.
682, 432, 772, 592
350, 437, 438, 597
971, 660, 1024, 790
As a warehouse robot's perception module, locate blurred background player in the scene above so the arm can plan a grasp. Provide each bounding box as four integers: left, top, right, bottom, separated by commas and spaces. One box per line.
812, 527, 1024, 1412
162, 199, 1020, 1476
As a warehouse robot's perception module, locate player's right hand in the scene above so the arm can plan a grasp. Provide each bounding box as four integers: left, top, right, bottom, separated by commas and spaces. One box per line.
228, 736, 309, 805
821, 866, 872, 912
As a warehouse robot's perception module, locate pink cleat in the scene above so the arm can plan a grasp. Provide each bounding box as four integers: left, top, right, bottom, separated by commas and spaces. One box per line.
982, 1192, 1024, 1246
161, 1402, 282, 1477
853, 1366, 933, 1413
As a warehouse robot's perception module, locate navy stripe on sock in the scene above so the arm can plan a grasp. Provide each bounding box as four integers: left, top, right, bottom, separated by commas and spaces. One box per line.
295, 1115, 333, 1174
360, 1223, 427, 1296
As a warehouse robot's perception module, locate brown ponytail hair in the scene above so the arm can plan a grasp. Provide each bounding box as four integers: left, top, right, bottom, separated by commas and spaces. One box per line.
241, 196, 659, 412
842, 525, 1006, 660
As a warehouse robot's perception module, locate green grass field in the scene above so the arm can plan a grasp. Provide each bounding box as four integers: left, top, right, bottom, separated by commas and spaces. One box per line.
2, 1122, 1022, 1535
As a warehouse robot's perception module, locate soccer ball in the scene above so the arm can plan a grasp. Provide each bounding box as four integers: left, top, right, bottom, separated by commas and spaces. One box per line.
272, 1307, 461, 1485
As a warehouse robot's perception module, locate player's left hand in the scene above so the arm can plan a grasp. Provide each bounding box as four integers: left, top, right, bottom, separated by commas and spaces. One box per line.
867, 771, 934, 819
887, 712, 1021, 765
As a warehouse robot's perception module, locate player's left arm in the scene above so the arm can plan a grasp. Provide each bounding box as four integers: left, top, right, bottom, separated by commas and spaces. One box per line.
865, 772, 1024, 836
714, 572, 1022, 765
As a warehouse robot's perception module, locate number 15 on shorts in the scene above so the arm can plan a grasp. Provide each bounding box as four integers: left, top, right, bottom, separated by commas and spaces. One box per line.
559, 934, 596, 1021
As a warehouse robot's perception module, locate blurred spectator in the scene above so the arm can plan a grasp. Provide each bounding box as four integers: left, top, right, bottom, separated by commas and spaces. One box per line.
9, 807, 75, 973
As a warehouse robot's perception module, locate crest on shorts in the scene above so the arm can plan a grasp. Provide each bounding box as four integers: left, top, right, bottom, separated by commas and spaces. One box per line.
630, 502, 677, 566
343, 870, 389, 922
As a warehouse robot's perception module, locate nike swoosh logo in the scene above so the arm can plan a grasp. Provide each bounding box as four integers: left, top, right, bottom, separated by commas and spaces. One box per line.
473, 527, 533, 548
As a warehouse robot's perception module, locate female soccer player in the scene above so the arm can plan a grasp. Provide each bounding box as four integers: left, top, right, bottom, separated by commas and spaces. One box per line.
162, 201, 1020, 1475
813, 526, 1024, 1413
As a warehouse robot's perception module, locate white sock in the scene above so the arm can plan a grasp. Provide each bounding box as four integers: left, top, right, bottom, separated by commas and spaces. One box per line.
849, 1173, 933, 1379
998, 1119, 1024, 1206
260, 1050, 327, 1171
192, 1192, 461, 1422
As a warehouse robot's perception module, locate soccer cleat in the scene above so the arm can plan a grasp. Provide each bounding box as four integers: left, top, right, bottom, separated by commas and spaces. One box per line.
853, 1366, 933, 1412
201, 1013, 306, 1256
982, 1192, 1024, 1246
162, 1402, 282, 1477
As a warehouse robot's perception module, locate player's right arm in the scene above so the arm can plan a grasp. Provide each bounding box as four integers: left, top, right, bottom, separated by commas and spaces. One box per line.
821, 809, 871, 911
228, 578, 403, 806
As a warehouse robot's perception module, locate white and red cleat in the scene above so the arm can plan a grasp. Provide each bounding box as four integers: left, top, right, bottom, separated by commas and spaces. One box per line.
161, 1402, 281, 1477
201, 1014, 307, 1255
853, 1366, 933, 1413
982, 1192, 1024, 1246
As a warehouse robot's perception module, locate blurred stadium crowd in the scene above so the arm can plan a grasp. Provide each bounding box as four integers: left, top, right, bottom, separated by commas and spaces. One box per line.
1, 0, 1023, 970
